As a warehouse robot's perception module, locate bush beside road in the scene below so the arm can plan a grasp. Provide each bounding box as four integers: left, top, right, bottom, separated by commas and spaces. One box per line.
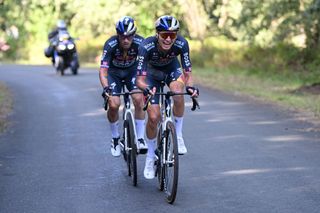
0, 82, 12, 133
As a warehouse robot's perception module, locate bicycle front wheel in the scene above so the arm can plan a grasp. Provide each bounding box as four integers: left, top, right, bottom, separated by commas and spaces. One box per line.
125, 114, 137, 186
164, 121, 179, 204
156, 125, 164, 191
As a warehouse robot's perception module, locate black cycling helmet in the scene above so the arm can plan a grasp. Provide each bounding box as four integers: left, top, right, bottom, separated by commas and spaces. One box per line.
155, 15, 180, 32
116, 16, 137, 36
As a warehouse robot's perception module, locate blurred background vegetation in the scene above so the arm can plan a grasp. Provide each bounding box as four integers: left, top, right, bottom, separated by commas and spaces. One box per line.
0, 0, 320, 116
1, 0, 320, 69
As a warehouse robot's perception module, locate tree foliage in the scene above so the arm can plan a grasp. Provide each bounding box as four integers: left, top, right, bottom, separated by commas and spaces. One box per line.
1, 0, 320, 65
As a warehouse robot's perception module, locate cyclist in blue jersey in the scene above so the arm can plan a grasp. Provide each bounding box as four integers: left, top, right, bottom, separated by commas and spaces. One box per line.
99, 16, 147, 157
136, 15, 199, 179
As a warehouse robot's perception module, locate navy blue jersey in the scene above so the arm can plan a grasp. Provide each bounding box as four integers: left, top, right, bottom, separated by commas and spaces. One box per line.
100, 34, 144, 69
136, 35, 192, 76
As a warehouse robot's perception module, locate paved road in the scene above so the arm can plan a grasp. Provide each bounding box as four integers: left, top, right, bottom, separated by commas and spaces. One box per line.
0, 64, 320, 213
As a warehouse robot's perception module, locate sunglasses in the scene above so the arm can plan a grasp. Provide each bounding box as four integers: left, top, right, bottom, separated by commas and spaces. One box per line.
158, 32, 177, 40
119, 34, 134, 40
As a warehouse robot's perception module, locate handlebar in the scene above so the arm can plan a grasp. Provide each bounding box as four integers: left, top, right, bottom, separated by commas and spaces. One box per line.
102, 90, 143, 111
143, 91, 200, 111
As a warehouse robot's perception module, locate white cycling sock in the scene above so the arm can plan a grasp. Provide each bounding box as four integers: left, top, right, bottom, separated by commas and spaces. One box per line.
146, 137, 156, 159
135, 119, 145, 139
174, 116, 183, 138
110, 120, 120, 138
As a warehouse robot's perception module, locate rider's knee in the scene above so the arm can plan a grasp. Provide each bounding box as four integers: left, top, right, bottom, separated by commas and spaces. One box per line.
173, 95, 184, 104
133, 97, 143, 110
109, 102, 120, 111
148, 113, 160, 126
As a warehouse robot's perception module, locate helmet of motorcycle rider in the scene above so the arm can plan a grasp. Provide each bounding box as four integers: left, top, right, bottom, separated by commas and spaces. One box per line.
57, 20, 67, 29
116, 16, 136, 36
155, 15, 180, 32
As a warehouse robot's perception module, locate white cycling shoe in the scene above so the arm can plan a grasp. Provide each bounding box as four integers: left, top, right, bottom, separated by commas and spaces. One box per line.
177, 137, 187, 155
144, 157, 155, 179
110, 137, 121, 157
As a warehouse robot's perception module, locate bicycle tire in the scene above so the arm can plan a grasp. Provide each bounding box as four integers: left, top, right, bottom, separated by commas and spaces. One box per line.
126, 114, 137, 186
156, 125, 164, 191
122, 121, 128, 162
164, 121, 179, 204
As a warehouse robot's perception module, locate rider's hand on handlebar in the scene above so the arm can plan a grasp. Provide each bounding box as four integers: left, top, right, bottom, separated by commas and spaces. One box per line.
143, 87, 156, 96
102, 86, 113, 98
186, 86, 199, 98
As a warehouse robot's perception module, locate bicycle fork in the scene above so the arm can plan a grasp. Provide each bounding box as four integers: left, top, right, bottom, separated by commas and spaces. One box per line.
155, 128, 174, 167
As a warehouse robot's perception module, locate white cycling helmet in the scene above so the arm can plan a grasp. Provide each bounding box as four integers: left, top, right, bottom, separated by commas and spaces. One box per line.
57, 20, 66, 29
116, 16, 137, 36
155, 15, 180, 32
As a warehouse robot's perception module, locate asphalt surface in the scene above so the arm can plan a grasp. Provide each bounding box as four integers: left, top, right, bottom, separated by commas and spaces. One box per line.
0, 64, 320, 213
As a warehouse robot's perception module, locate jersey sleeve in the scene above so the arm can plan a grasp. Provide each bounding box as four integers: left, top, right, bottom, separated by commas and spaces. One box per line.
100, 39, 114, 69
180, 38, 192, 72
136, 43, 149, 76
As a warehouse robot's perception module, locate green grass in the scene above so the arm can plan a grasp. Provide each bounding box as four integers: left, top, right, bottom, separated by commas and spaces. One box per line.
193, 67, 320, 118
0, 83, 12, 133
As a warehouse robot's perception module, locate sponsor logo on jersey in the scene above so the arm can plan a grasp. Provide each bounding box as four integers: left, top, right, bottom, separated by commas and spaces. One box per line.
183, 52, 191, 67
101, 50, 107, 60
174, 40, 184, 48
108, 39, 117, 48
137, 56, 144, 70
143, 42, 155, 51
133, 37, 143, 45
100, 61, 109, 68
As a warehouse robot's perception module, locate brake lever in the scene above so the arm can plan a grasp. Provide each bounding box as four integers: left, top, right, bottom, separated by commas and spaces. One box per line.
191, 97, 200, 111
101, 92, 110, 111
143, 95, 153, 111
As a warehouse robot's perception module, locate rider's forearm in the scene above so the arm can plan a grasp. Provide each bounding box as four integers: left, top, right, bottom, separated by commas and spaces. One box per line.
136, 75, 148, 90
184, 71, 193, 87
99, 68, 109, 88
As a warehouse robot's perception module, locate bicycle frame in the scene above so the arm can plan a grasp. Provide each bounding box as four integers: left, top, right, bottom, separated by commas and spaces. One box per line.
120, 92, 136, 152
103, 82, 143, 186
158, 88, 174, 167
143, 82, 200, 204
107, 89, 143, 153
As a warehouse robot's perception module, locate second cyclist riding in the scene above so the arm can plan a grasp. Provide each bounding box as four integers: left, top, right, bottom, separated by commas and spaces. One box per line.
103, 81, 146, 186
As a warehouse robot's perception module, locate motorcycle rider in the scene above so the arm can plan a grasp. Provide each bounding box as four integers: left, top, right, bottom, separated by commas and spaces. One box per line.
44, 20, 71, 62
99, 16, 147, 157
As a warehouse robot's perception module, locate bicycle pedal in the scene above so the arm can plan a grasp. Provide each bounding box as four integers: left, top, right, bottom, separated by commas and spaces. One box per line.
138, 148, 147, 155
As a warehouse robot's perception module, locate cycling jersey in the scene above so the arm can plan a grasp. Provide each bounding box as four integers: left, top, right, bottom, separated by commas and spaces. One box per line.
100, 34, 144, 69
145, 59, 183, 104
136, 34, 192, 76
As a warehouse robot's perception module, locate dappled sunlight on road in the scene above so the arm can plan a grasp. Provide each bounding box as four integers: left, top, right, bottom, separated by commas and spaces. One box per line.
185, 99, 246, 108
189, 167, 310, 182
248, 120, 279, 125
264, 135, 306, 142
212, 134, 247, 140
79, 108, 105, 117
219, 167, 307, 176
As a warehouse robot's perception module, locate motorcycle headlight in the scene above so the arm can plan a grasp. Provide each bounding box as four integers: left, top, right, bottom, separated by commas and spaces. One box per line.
67, 43, 75, 50
58, 44, 66, 50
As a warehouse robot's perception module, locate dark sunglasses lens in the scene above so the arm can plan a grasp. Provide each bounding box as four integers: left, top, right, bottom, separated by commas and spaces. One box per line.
120, 35, 133, 39
160, 32, 177, 39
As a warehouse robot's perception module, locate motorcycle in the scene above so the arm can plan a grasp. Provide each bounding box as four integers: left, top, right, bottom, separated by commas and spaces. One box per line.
53, 31, 79, 75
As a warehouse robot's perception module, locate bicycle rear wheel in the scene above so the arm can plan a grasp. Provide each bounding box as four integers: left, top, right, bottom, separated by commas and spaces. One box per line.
164, 121, 179, 204
126, 114, 137, 186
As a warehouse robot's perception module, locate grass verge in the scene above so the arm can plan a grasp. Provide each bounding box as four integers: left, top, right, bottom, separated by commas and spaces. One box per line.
193, 67, 320, 121
0, 82, 13, 133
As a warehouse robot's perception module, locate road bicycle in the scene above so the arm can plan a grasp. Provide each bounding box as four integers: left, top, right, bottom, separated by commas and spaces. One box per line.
103, 84, 145, 186
143, 83, 199, 204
